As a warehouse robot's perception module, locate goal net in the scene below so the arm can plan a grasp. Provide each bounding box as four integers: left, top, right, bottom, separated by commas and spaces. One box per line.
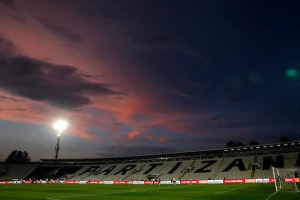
272, 167, 300, 192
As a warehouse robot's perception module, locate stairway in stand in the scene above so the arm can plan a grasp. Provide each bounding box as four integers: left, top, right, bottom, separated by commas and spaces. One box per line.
251, 156, 258, 178
178, 160, 196, 180
122, 163, 147, 181
212, 159, 224, 180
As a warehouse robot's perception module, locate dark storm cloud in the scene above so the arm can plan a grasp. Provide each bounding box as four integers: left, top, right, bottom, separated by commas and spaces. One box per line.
0, 95, 24, 102
77, 72, 93, 79
36, 18, 83, 44
0, 0, 16, 10
0, 108, 26, 111
95, 145, 176, 158
0, 37, 122, 110
0, 36, 16, 56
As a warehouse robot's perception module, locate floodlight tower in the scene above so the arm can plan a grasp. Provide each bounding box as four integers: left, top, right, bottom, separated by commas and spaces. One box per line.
53, 120, 68, 159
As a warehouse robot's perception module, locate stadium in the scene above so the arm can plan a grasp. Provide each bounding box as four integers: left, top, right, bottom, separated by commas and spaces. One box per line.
1, 139, 300, 200
1, 0, 300, 200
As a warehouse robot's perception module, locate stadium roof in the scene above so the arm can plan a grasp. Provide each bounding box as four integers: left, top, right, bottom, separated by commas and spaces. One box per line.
41, 140, 300, 163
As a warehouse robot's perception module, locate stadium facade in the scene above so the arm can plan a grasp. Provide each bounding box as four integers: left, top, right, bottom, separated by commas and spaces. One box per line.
0, 140, 299, 185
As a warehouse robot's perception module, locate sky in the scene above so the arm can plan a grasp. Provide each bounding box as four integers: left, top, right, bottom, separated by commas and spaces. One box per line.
0, 0, 300, 161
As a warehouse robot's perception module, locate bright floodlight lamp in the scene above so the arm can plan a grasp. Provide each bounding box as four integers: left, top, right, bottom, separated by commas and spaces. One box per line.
53, 120, 68, 133
53, 120, 68, 159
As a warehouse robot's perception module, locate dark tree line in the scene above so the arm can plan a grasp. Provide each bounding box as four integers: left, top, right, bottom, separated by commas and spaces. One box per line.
280, 137, 290, 143
225, 141, 259, 148
5, 150, 31, 164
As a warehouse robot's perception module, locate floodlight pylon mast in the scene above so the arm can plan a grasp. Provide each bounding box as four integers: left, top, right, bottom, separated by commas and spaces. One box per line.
53, 120, 68, 159
55, 134, 60, 159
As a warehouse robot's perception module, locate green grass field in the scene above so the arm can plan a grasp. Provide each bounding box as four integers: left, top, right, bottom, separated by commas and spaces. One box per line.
0, 184, 297, 200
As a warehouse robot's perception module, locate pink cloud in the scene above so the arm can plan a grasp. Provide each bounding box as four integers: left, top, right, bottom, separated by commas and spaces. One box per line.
158, 137, 167, 143
128, 129, 140, 139
0, 1, 235, 148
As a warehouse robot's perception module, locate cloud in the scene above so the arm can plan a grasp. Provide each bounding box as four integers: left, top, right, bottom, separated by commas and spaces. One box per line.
95, 145, 177, 157
0, 36, 122, 110
0, 95, 24, 102
128, 129, 140, 139
77, 72, 93, 79
158, 138, 166, 143
0, 36, 17, 57
0, 108, 26, 111
0, 0, 16, 10
157, 137, 228, 145
36, 17, 83, 44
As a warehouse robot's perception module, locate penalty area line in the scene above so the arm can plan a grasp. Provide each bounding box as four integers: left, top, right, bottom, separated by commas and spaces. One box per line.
265, 182, 289, 200
265, 191, 277, 200
214, 186, 248, 194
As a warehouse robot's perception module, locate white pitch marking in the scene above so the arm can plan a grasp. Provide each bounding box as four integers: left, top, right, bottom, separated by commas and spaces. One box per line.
132, 188, 147, 192
46, 191, 128, 200
46, 185, 190, 199
265, 191, 278, 200
214, 186, 248, 194
265, 181, 289, 200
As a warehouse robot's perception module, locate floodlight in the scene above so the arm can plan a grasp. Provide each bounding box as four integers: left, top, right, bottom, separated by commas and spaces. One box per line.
53, 120, 68, 159
53, 120, 68, 133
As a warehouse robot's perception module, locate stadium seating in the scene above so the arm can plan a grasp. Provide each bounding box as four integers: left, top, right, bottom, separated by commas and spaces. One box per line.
0, 147, 299, 182
254, 153, 298, 179
0, 163, 38, 181
218, 157, 253, 179
158, 160, 193, 180
0, 163, 7, 171
0, 163, 8, 178
96, 163, 143, 181
66, 165, 91, 180
124, 162, 170, 181
181, 159, 223, 180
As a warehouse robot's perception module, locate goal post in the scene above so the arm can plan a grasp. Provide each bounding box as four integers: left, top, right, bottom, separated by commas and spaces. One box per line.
272, 167, 300, 192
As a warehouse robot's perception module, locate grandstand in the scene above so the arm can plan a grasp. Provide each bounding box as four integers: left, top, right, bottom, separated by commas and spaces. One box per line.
0, 140, 299, 182
0, 163, 37, 181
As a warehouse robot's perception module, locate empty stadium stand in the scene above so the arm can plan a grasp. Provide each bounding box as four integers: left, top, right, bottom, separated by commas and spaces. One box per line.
0, 141, 299, 182
0, 163, 38, 181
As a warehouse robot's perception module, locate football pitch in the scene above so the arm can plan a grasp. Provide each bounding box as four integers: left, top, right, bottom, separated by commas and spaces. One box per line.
0, 184, 297, 200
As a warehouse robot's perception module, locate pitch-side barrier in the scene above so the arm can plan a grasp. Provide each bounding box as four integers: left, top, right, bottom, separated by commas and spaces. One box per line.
1, 178, 299, 185
3, 178, 295, 185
